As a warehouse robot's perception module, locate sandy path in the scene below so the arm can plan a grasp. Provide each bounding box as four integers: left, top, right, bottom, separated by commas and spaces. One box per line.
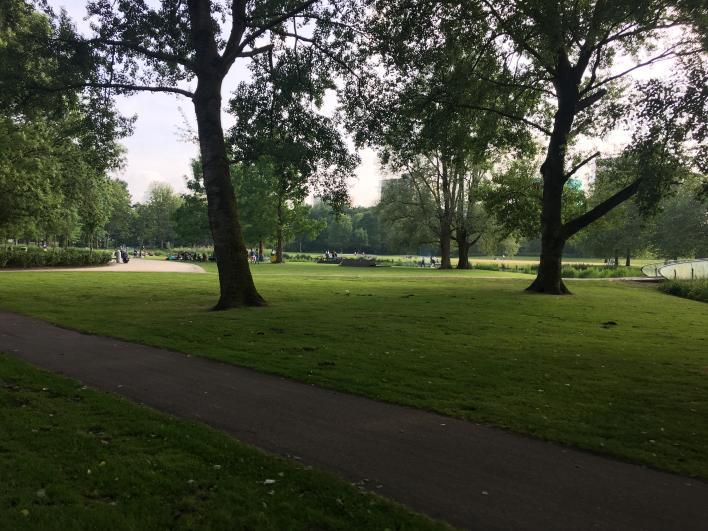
0, 258, 205, 273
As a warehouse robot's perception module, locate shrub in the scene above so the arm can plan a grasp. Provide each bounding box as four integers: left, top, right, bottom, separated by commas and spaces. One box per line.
469, 261, 643, 278
471, 262, 502, 272
283, 253, 317, 262
0, 247, 113, 268
659, 279, 708, 303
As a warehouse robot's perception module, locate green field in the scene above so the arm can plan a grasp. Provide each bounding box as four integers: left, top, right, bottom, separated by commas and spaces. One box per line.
0, 354, 443, 530
0, 263, 706, 480
144, 250, 659, 267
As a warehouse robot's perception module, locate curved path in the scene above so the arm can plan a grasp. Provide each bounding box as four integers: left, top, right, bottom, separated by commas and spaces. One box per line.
1, 312, 706, 530
0, 258, 205, 273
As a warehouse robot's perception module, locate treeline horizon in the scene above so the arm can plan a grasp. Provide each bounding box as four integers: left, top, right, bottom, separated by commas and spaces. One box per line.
6, 166, 703, 265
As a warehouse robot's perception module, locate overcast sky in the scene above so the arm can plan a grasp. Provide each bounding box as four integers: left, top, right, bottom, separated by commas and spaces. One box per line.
51, 1, 678, 204
51, 0, 384, 205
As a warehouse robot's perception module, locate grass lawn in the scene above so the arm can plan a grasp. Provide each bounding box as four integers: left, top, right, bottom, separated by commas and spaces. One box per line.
0, 354, 444, 530
0, 263, 706, 479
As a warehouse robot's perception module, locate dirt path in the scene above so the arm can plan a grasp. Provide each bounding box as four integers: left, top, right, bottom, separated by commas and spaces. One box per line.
0, 258, 205, 273
1, 311, 706, 530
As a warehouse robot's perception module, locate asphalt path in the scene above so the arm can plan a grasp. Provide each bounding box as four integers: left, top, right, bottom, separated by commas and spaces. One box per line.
1, 311, 706, 530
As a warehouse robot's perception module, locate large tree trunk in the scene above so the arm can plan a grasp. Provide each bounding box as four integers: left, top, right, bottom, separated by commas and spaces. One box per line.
527, 229, 568, 294
625, 249, 631, 267
527, 166, 571, 293
193, 78, 264, 309
456, 242, 472, 269
455, 229, 472, 269
527, 60, 577, 295
440, 224, 453, 269
274, 201, 284, 264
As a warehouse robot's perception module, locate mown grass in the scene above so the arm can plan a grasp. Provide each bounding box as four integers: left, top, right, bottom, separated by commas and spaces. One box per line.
0, 354, 445, 530
157, 255, 643, 278
0, 263, 706, 479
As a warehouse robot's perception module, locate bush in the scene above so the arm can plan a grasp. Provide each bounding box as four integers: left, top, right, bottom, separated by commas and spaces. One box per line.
0, 247, 113, 268
283, 253, 317, 262
472, 262, 502, 272
469, 261, 643, 278
659, 279, 708, 303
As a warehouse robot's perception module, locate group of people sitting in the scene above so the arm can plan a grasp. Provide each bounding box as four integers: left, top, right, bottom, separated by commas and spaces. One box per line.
114, 249, 130, 264
132, 246, 155, 258
322, 250, 339, 259
166, 251, 212, 262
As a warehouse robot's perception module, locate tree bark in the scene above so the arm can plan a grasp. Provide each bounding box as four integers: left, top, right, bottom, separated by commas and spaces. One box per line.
439, 224, 453, 269
527, 57, 576, 295
457, 243, 472, 269
186, 0, 264, 309
275, 200, 284, 263
527, 232, 568, 294
625, 249, 631, 267
193, 77, 264, 309
527, 154, 571, 293
455, 229, 472, 269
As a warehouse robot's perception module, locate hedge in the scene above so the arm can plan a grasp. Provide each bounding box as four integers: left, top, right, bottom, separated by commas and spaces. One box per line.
659, 279, 708, 303
471, 262, 644, 278
0, 247, 114, 268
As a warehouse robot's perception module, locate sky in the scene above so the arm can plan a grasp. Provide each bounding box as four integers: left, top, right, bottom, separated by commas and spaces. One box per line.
52, 0, 384, 205
51, 1, 679, 205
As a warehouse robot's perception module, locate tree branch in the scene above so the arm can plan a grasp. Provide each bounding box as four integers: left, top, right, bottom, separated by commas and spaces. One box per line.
562, 178, 642, 238
89, 38, 194, 68
222, 0, 249, 66
237, 44, 274, 58
590, 44, 699, 91
236, 0, 319, 56
477, 74, 555, 97
576, 88, 607, 112
39, 81, 194, 99
565, 151, 600, 181
456, 103, 552, 136
594, 21, 682, 50
482, 0, 556, 76
469, 233, 483, 247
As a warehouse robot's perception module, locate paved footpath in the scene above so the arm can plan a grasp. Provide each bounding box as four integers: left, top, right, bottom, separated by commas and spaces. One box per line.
1, 311, 706, 530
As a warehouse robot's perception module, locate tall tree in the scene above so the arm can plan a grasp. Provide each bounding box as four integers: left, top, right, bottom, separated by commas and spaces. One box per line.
37, 0, 359, 308
174, 162, 212, 247
228, 50, 357, 263
346, 0, 533, 269
1, 1, 127, 247
145, 183, 182, 249
470, 0, 706, 293
377, 177, 438, 255
650, 174, 708, 260
453, 166, 494, 269
105, 180, 136, 247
